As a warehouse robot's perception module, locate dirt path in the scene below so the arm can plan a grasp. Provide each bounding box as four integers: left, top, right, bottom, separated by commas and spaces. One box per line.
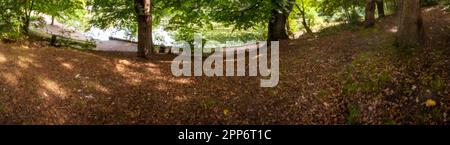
0, 6, 448, 124
95, 40, 137, 52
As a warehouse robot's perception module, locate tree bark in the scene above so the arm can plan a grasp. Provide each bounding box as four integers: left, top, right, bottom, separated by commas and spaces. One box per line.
268, 9, 288, 41
22, 0, 34, 34
268, 0, 294, 41
301, 12, 313, 34
396, 0, 423, 49
365, 0, 376, 27
376, 0, 385, 17
51, 15, 55, 25
134, 0, 152, 58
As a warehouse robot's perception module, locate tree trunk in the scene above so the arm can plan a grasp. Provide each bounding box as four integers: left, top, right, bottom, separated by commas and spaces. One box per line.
300, 10, 313, 34
23, 16, 30, 34
396, 0, 423, 49
134, 0, 152, 58
393, 0, 400, 12
268, 0, 294, 41
365, 0, 376, 27
268, 10, 288, 41
286, 20, 294, 38
295, 2, 313, 34
50, 35, 58, 46
376, 0, 385, 17
22, 0, 33, 34
51, 15, 55, 25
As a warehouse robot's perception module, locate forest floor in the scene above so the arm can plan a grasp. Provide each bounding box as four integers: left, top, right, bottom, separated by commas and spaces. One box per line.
0, 6, 449, 124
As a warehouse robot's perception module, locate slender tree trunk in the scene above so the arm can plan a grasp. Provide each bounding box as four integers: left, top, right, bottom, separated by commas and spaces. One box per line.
23, 16, 30, 34
51, 15, 55, 25
295, 2, 313, 34
134, 0, 152, 58
365, 0, 376, 27
394, 0, 400, 12
376, 0, 385, 17
286, 20, 294, 38
396, 0, 423, 49
268, 0, 294, 41
300, 11, 313, 34
22, 0, 33, 34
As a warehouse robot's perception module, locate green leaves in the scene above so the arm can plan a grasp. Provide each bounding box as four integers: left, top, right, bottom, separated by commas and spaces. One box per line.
0, 0, 88, 40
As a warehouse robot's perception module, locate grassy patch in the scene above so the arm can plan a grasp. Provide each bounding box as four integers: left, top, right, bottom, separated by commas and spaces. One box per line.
382, 118, 397, 125
343, 83, 358, 94
360, 27, 379, 37
341, 51, 393, 95
29, 29, 96, 50
346, 104, 361, 124
201, 98, 217, 109
74, 99, 87, 109
430, 76, 445, 92
317, 23, 360, 37
0, 104, 4, 113
417, 108, 444, 124
317, 89, 330, 99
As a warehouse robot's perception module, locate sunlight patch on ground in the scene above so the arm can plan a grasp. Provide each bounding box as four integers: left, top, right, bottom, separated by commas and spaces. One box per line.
39, 77, 68, 99
16, 56, 34, 68
1, 72, 19, 86
61, 62, 74, 70
85, 80, 111, 94
174, 95, 190, 102
389, 26, 398, 33
14, 44, 37, 50
425, 7, 438, 12
156, 83, 168, 91
0, 53, 6, 63
118, 59, 132, 65
168, 78, 192, 85
94, 83, 110, 94
115, 61, 143, 85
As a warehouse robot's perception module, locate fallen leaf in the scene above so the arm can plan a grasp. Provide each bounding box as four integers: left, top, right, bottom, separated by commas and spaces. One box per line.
424, 99, 437, 108
223, 109, 229, 116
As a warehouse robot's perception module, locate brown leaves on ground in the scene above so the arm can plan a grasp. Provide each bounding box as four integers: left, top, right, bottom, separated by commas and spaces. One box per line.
0, 6, 449, 124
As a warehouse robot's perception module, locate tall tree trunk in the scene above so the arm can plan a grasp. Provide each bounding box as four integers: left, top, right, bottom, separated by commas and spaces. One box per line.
396, 0, 423, 49
365, 0, 376, 27
376, 0, 385, 17
268, 10, 288, 41
134, 0, 152, 58
268, 0, 294, 41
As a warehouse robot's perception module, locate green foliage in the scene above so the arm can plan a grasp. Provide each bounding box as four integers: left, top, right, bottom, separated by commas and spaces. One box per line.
0, 0, 87, 40
438, 0, 450, 10
41, 0, 87, 21
90, 0, 297, 43
165, 0, 294, 42
89, 0, 137, 32
0, 0, 26, 40
318, 0, 365, 24
342, 51, 394, 96
289, 0, 319, 33
346, 104, 361, 124
89, 0, 168, 38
